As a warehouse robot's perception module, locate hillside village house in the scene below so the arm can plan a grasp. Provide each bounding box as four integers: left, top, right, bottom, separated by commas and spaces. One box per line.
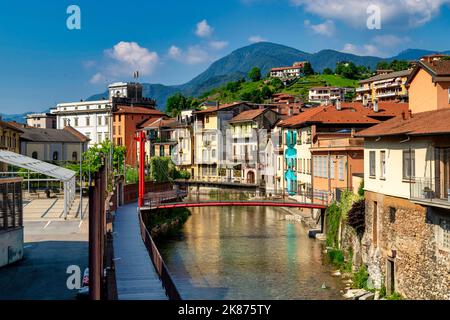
308, 87, 352, 105
355, 69, 412, 104
270, 62, 308, 80
406, 54, 450, 113
192, 102, 255, 181
26, 112, 57, 129
280, 101, 408, 201
171, 110, 195, 174
228, 108, 280, 185
0, 118, 22, 172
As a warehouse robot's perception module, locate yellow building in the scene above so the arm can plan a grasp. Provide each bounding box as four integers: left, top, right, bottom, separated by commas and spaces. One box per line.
0, 119, 22, 171
356, 69, 412, 104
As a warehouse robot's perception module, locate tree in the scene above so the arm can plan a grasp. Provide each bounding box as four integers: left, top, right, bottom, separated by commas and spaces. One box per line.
240, 89, 263, 103
226, 81, 241, 93
248, 67, 262, 82
347, 199, 366, 237
390, 60, 410, 71
302, 62, 315, 76
261, 85, 273, 99
270, 77, 284, 90
323, 68, 333, 75
335, 61, 359, 79
376, 61, 390, 70
166, 93, 198, 117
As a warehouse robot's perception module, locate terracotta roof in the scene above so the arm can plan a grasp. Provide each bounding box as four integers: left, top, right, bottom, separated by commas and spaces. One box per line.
421, 60, 450, 76
114, 105, 166, 116
357, 108, 450, 137
19, 126, 89, 143
280, 103, 382, 128
1, 121, 24, 133
194, 102, 249, 115
229, 109, 267, 123
359, 69, 412, 84
141, 117, 178, 129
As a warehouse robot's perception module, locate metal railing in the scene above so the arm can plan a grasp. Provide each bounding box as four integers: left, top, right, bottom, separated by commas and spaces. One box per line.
138, 210, 182, 300
410, 177, 450, 205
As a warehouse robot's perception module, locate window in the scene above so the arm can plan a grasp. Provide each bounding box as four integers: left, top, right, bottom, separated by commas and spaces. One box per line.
330, 158, 335, 179
440, 219, 450, 251
63, 119, 67, 127
389, 207, 396, 224
339, 158, 344, 181
32, 152, 38, 159
206, 116, 209, 124
98, 116, 102, 126
402, 150, 415, 180
369, 151, 376, 177
160, 145, 165, 157
104, 116, 108, 126
97, 133, 102, 143
72, 152, 78, 162
86, 116, 90, 126
53, 151, 59, 161
380, 151, 386, 179
74, 118, 79, 127
212, 149, 216, 159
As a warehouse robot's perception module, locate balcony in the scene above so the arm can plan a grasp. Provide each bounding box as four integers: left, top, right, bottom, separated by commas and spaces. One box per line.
410, 177, 450, 209
356, 87, 371, 93
311, 136, 364, 151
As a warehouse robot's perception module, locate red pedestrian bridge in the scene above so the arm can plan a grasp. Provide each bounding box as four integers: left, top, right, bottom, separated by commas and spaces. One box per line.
142, 190, 329, 211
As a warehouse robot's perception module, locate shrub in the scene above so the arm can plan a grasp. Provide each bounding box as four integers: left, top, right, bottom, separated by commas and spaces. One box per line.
347, 199, 366, 237
326, 202, 342, 248
352, 266, 369, 289
358, 180, 365, 197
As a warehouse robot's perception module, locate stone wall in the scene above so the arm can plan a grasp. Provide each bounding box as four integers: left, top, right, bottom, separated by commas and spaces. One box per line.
362, 191, 450, 300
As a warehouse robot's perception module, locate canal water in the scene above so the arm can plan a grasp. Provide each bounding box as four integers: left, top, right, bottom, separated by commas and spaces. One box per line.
157, 206, 344, 300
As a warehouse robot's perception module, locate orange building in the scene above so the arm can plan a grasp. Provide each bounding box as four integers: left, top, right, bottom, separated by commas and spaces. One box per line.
407, 54, 450, 113
112, 105, 165, 166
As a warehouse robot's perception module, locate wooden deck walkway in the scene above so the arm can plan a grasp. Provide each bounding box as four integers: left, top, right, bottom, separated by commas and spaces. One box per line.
113, 203, 168, 300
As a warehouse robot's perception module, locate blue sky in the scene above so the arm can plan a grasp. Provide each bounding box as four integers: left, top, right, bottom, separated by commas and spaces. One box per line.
1, 0, 450, 113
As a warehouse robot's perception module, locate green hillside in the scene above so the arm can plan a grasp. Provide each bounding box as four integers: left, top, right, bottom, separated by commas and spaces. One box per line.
200, 74, 359, 104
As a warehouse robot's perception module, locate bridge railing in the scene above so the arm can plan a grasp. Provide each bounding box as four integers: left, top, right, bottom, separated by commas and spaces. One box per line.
138, 209, 182, 300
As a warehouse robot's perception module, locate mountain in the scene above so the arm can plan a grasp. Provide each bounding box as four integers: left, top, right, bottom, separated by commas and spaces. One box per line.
0, 112, 29, 123
88, 42, 449, 111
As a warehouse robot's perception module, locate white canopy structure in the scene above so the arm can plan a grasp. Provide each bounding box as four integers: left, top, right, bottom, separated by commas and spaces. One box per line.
0, 150, 76, 218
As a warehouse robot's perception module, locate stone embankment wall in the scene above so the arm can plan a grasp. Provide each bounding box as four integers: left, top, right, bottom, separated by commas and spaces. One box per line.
363, 191, 450, 300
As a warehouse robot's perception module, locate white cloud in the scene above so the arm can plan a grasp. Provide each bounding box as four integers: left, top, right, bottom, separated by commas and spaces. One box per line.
90, 72, 106, 84
105, 41, 159, 76
291, 0, 450, 27
249, 35, 268, 43
209, 40, 229, 50
196, 19, 214, 38
168, 45, 211, 65
304, 19, 336, 37
342, 34, 411, 57
342, 43, 382, 56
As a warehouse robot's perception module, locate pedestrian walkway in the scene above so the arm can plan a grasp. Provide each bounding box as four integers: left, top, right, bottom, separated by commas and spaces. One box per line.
113, 203, 167, 300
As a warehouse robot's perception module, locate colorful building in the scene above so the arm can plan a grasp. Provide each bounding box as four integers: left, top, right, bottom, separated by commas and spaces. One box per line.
356, 69, 412, 104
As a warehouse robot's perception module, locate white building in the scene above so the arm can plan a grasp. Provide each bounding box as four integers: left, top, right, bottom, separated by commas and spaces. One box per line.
53, 100, 112, 147
308, 87, 350, 104
270, 62, 307, 79
52, 82, 143, 147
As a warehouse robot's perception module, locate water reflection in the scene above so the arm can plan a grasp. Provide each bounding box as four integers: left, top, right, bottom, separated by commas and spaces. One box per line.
157, 206, 344, 300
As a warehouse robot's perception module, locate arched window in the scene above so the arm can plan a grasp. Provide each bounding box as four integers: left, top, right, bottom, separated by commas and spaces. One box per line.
72, 152, 78, 162
32, 152, 38, 159
53, 151, 59, 161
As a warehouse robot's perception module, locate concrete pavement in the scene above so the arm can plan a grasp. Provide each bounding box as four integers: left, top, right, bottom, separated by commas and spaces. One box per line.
0, 218, 88, 300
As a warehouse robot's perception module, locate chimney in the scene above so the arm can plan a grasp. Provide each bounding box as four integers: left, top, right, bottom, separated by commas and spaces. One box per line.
373, 99, 379, 113
401, 111, 407, 120
336, 99, 342, 111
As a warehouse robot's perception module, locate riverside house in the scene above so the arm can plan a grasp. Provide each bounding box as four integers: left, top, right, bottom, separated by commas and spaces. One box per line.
280, 101, 407, 201
357, 109, 450, 300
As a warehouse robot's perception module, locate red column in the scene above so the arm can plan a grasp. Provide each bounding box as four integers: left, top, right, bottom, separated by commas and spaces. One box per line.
136, 131, 146, 208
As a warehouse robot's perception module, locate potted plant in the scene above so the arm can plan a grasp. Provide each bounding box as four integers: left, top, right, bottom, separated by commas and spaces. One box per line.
422, 187, 434, 199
